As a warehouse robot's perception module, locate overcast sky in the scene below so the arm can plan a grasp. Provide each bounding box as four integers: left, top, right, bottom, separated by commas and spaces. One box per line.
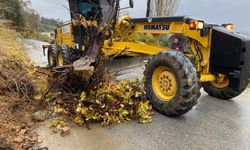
30, 0, 250, 32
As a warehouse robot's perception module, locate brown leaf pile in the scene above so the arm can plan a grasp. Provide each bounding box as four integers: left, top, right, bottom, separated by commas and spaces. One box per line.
38, 65, 153, 128
74, 79, 152, 126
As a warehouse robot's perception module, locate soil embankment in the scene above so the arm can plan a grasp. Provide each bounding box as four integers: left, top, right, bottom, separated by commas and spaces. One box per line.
0, 20, 38, 150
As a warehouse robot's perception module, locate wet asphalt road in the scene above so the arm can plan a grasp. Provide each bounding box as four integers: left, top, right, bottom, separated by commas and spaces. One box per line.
23, 39, 48, 67
36, 89, 250, 150
23, 39, 250, 150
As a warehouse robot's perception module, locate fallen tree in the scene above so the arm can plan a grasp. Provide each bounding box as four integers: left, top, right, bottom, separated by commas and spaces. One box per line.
35, 63, 153, 129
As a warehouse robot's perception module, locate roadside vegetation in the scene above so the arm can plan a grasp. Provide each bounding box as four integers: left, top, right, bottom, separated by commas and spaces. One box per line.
0, 0, 59, 42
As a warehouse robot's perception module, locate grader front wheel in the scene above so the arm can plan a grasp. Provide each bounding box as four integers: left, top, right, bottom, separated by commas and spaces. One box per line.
144, 50, 201, 117
152, 66, 177, 101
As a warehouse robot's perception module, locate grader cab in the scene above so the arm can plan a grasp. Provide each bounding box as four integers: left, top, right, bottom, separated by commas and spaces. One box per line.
43, 0, 250, 117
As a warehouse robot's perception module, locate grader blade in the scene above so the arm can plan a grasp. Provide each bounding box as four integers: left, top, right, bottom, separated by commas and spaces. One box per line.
107, 57, 148, 80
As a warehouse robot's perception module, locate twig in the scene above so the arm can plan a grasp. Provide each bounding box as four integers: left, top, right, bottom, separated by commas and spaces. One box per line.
36, 70, 51, 76
109, 47, 129, 60
39, 70, 70, 105
53, 65, 72, 70
52, 65, 72, 73
14, 80, 19, 97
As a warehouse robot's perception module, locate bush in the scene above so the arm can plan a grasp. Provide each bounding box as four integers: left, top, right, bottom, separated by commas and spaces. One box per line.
37, 34, 52, 43
20, 30, 52, 42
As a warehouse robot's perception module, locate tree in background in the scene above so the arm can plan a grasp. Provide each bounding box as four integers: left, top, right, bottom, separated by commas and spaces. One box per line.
0, 0, 24, 30
40, 17, 61, 32
146, 0, 152, 17
146, 0, 180, 17
0, 0, 37, 31
0, 0, 60, 41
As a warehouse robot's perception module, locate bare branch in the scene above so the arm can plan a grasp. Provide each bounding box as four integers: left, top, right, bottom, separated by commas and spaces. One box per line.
146, 0, 180, 17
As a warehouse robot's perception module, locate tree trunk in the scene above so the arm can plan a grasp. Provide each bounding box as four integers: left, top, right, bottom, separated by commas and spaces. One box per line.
146, 0, 180, 17
146, 0, 152, 17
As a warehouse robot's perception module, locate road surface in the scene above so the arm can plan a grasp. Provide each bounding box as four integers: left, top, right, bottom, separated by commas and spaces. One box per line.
23, 39, 48, 67
23, 39, 250, 150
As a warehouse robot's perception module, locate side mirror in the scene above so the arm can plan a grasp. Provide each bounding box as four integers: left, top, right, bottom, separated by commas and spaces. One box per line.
129, 0, 134, 8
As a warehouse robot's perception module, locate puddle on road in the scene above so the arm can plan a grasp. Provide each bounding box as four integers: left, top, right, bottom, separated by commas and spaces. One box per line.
37, 122, 124, 150
23, 39, 48, 67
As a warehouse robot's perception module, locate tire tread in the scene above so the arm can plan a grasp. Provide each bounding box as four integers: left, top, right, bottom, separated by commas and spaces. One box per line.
144, 50, 201, 117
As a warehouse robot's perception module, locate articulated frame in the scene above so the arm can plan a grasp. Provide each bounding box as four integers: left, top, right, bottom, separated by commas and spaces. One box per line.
102, 16, 216, 82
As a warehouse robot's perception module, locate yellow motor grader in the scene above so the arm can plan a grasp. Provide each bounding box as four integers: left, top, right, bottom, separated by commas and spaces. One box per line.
43, 0, 250, 117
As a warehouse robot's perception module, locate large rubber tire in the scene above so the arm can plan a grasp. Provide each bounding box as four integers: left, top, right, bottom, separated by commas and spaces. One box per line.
47, 46, 57, 67
144, 50, 201, 117
56, 45, 71, 66
203, 81, 248, 100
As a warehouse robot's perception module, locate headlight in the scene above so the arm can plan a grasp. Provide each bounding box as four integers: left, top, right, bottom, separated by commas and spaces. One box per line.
189, 20, 204, 30
222, 23, 234, 30
196, 21, 204, 29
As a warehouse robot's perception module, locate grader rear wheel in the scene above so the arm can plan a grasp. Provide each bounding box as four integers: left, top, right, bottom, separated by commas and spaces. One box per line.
56, 45, 71, 66
144, 50, 201, 117
47, 47, 57, 67
203, 77, 248, 100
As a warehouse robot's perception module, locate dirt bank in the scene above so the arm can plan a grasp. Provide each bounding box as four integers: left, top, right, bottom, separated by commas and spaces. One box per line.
0, 20, 38, 149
